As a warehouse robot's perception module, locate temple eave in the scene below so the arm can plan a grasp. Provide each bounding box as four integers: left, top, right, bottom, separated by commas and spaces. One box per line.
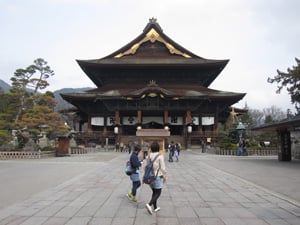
77, 58, 229, 68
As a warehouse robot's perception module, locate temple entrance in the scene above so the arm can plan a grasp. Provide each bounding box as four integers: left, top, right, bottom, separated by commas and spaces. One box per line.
142, 137, 165, 156
136, 129, 170, 155
144, 122, 163, 129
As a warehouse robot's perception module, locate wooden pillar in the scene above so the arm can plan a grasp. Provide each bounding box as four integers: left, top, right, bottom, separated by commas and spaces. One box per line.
164, 110, 168, 124
102, 118, 107, 148
115, 111, 120, 125
214, 113, 218, 139
103, 116, 107, 134
186, 110, 191, 124
87, 114, 92, 133
137, 110, 142, 124
103, 123, 107, 136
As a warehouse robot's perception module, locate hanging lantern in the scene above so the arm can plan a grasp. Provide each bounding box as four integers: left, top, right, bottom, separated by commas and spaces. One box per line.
114, 126, 119, 134
187, 125, 192, 133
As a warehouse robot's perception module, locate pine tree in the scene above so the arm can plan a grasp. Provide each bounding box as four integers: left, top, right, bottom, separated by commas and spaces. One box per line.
268, 58, 300, 113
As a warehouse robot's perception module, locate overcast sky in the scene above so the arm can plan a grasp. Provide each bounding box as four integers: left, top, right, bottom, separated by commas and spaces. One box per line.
1, 0, 299, 113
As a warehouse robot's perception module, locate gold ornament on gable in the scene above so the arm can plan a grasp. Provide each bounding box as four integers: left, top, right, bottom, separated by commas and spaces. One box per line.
114, 28, 191, 58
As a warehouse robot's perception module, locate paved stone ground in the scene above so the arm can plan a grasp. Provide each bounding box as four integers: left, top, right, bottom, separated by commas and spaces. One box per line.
0, 152, 120, 209
0, 151, 299, 225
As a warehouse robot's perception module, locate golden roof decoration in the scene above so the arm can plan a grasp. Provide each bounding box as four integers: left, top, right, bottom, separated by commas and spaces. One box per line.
114, 28, 192, 58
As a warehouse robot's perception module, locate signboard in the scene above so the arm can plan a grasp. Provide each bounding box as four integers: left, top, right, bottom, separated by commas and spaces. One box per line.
192, 117, 199, 125
123, 116, 137, 125
168, 116, 183, 125
107, 117, 115, 126
91, 117, 104, 126
202, 117, 214, 125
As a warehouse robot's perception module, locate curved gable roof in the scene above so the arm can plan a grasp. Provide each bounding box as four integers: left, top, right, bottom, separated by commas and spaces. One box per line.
76, 18, 229, 88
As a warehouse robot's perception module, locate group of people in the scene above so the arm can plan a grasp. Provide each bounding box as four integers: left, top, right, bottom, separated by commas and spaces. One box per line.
166, 141, 181, 162
115, 142, 132, 153
126, 141, 167, 215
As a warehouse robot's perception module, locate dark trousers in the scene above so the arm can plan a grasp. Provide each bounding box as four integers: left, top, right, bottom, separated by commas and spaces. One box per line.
132, 180, 141, 196
169, 151, 174, 162
149, 188, 162, 209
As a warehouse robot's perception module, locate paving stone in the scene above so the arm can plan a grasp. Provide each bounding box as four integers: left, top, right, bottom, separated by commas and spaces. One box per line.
231, 207, 257, 218
175, 206, 197, 218
15, 205, 44, 217
42, 217, 70, 225
74, 204, 99, 217
221, 218, 248, 225
194, 207, 214, 218
18, 216, 48, 225
64, 216, 91, 225
54, 206, 82, 218
200, 217, 225, 225
88, 217, 113, 225
211, 207, 237, 218
111, 217, 135, 225
0, 215, 28, 225
247, 219, 273, 225
34, 203, 65, 217
157, 217, 180, 225
264, 218, 291, 225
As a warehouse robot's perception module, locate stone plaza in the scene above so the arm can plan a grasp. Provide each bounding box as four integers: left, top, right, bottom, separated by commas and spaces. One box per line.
0, 151, 299, 225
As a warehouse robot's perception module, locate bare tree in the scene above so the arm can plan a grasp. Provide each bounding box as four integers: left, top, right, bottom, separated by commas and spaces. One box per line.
263, 105, 286, 122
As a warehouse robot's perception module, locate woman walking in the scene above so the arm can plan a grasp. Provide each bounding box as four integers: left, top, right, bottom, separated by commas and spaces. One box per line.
145, 141, 167, 214
127, 144, 143, 202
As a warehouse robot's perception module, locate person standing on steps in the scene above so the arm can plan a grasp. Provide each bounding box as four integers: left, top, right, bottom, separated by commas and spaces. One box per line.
145, 141, 167, 214
127, 144, 143, 202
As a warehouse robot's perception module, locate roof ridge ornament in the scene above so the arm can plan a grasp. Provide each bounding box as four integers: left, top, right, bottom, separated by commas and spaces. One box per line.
148, 80, 158, 87
149, 17, 157, 24
114, 20, 192, 58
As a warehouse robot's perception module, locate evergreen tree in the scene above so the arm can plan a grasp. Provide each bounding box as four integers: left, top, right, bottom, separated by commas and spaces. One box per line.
264, 115, 274, 124
10, 58, 54, 123
268, 58, 300, 113
0, 59, 67, 147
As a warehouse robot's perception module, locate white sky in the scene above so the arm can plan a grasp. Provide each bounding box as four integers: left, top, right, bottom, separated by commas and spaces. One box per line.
1, 0, 299, 113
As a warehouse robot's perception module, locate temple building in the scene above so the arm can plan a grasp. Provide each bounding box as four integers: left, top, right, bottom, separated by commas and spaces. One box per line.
61, 18, 246, 148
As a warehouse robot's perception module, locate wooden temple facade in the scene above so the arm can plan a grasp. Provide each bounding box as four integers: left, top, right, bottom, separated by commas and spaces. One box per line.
61, 18, 246, 148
